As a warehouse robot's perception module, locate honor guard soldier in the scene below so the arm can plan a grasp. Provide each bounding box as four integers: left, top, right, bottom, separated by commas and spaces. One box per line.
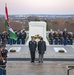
21, 29, 26, 44
1, 32, 5, 43
58, 31, 63, 45
54, 31, 58, 45
17, 30, 21, 44
63, 29, 68, 45
49, 32, 53, 45
68, 32, 73, 45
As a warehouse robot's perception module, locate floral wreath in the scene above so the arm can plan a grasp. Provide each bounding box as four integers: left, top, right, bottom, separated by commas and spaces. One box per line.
34, 34, 42, 39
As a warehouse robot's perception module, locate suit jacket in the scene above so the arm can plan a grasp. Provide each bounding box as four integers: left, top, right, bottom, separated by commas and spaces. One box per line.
29, 40, 37, 52
38, 41, 46, 54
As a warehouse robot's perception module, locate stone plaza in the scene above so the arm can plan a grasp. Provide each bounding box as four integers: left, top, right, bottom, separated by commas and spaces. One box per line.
5, 21, 74, 75
6, 44, 74, 75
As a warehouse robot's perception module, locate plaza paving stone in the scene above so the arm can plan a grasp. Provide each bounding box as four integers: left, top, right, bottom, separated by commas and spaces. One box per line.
6, 45, 74, 75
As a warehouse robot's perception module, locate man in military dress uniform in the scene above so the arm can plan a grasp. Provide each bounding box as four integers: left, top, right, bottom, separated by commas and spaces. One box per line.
1, 32, 5, 43
29, 36, 37, 63
58, 31, 63, 45
63, 29, 68, 45
68, 32, 73, 45
21, 30, 26, 44
17, 30, 21, 44
53, 31, 58, 45
49, 32, 53, 45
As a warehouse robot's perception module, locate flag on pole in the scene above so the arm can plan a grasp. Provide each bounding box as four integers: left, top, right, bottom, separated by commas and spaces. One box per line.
8, 26, 18, 40
5, 3, 9, 22
5, 4, 18, 41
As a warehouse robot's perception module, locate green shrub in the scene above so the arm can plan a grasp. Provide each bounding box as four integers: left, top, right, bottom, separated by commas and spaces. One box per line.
58, 50, 65, 53
10, 50, 16, 52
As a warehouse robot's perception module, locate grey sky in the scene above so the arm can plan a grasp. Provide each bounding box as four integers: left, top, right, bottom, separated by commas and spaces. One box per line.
0, 0, 74, 14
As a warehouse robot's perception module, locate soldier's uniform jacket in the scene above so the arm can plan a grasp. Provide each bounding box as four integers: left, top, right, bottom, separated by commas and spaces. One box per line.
21, 32, 26, 39
17, 32, 21, 39
63, 31, 68, 39
29, 41, 37, 52
1, 33, 5, 39
49, 33, 53, 40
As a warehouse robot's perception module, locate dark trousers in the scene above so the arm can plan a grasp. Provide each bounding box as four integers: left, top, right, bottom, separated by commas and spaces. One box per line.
2, 38, 4, 43
0, 68, 3, 75
7, 38, 10, 44
60, 39, 63, 45
50, 39, 53, 45
17, 39, 20, 44
30, 51, 35, 62
21, 39, 25, 44
3, 69, 6, 75
0, 68, 6, 75
64, 38, 67, 45
55, 39, 58, 45
13, 39, 16, 44
9, 38, 13, 45
70, 39, 73, 45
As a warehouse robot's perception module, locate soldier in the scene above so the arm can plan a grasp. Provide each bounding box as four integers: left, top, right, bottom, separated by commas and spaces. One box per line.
17, 30, 21, 44
29, 36, 37, 63
68, 32, 73, 45
63, 29, 68, 45
58, 31, 64, 45
38, 37, 46, 63
21, 29, 26, 44
54, 31, 58, 45
49, 32, 53, 45
5, 32, 9, 44
1, 32, 5, 43
9, 37, 13, 45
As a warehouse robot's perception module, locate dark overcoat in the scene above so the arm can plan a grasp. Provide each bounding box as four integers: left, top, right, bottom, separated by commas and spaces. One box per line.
38, 41, 46, 54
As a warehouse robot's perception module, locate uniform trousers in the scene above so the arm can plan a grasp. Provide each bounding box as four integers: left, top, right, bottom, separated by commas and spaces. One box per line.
30, 51, 35, 62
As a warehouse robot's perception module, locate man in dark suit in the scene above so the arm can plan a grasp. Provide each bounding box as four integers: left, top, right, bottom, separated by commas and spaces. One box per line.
29, 36, 37, 63
38, 37, 46, 63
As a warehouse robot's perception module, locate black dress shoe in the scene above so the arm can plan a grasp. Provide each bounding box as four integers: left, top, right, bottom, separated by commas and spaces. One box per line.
32, 61, 34, 63
31, 61, 34, 63
38, 61, 40, 63
41, 61, 43, 63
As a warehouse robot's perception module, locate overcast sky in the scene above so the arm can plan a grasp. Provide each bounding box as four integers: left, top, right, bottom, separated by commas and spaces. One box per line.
0, 0, 74, 15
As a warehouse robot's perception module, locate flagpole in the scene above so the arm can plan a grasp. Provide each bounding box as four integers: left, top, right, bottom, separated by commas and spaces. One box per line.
4, 3, 9, 46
